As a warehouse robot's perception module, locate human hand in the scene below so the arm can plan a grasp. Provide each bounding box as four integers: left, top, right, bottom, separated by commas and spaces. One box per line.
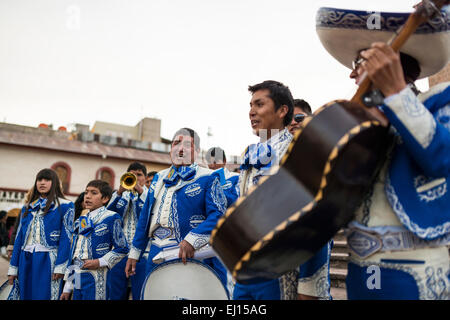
8, 275, 16, 285
117, 185, 127, 196
179, 240, 195, 265
52, 273, 64, 281
134, 184, 143, 195
82, 259, 100, 270
60, 292, 71, 300
125, 258, 137, 278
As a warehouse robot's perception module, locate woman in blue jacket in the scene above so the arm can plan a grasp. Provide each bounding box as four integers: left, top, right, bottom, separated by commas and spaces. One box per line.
7, 168, 74, 300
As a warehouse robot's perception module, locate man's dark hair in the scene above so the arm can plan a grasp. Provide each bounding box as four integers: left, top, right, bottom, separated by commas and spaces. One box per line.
400, 52, 421, 83
86, 180, 113, 200
293, 99, 312, 115
248, 80, 294, 126
205, 147, 226, 164
172, 127, 200, 150
127, 162, 147, 176
74, 192, 85, 220
147, 171, 157, 178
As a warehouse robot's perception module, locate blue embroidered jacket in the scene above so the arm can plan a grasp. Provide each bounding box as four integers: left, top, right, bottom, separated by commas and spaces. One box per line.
129, 164, 227, 260
381, 82, 450, 240
215, 167, 239, 207
66, 207, 129, 270
9, 198, 74, 275
107, 187, 148, 246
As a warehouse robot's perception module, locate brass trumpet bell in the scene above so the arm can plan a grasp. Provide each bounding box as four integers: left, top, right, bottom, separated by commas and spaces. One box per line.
120, 172, 137, 190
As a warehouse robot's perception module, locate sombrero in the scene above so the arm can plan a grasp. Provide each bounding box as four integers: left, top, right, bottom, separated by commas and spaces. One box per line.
315, 6, 450, 79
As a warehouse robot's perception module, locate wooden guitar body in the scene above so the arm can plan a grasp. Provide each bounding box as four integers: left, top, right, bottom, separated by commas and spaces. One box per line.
211, 100, 392, 283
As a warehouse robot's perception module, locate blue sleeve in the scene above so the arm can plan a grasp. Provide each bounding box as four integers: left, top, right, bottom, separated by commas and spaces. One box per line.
130, 174, 159, 260
225, 175, 240, 207
134, 189, 148, 219
107, 192, 129, 218
54, 202, 75, 274
102, 214, 129, 269
381, 85, 450, 177
184, 173, 227, 249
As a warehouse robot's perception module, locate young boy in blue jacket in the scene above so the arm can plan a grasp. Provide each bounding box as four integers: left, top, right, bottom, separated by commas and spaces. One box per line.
60, 180, 129, 300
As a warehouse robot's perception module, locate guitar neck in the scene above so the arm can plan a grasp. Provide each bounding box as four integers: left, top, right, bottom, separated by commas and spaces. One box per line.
351, 0, 448, 105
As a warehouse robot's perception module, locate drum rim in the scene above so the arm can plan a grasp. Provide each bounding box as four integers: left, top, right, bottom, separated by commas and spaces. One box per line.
140, 258, 229, 300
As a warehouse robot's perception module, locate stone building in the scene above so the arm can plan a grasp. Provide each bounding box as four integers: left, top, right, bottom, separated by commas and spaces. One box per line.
0, 117, 239, 216
0, 118, 172, 214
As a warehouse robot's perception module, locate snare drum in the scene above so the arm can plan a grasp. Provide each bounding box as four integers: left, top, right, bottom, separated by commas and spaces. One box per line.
141, 259, 229, 300
0, 279, 20, 300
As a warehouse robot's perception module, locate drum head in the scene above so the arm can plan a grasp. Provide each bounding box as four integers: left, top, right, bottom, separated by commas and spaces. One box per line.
0, 279, 19, 300
141, 259, 229, 300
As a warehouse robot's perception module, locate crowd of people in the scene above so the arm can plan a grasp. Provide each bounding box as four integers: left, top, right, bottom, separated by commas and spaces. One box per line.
2, 5, 449, 300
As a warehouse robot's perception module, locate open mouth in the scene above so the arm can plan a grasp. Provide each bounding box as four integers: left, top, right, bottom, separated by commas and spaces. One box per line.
251, 120, 259, 128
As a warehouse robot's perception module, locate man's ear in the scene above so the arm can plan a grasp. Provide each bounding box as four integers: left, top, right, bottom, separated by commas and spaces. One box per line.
101, 196, 111, 205
278, 104, 288, 119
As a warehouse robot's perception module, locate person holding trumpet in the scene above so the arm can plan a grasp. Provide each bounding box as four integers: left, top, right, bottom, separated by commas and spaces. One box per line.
106, 162, 149, 300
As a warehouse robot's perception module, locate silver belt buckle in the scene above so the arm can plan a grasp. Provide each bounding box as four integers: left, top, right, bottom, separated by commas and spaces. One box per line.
347, 229, 383, 259
153, 226, 173, 240
73, 258, 85, 269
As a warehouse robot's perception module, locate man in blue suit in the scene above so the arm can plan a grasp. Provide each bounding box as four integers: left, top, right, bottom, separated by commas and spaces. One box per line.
125, 128, 229, 297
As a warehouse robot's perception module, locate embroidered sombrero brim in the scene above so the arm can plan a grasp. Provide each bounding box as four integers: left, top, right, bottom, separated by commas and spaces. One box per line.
316, 7, 450, 79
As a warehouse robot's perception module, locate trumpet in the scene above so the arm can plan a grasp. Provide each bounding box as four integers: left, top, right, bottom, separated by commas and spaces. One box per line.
120, 172, 137, 190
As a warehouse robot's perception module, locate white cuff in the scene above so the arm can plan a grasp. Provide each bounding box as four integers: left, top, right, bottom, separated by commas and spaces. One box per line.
383, 86, 436, 149
63, 280, 74, 294
53, 263, 66, 275
128, 247, 142, 260
98, 257, 108, 268
7, 266, 18, 276
184, 232, 210, 250
139, 188, 148, 203
297, 264, 330, 299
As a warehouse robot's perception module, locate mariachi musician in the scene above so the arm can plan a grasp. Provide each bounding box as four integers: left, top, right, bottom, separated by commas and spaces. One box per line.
106, 162, 149, 300
234, 80, 332, 300
125, 128, 230, 297
316, 4, 450, 299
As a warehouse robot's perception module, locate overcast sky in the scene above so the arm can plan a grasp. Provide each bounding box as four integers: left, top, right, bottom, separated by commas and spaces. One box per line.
0, 0, 429, 156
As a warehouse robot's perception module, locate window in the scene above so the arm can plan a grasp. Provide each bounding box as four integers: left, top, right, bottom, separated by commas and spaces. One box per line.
96, 167, 115, 189
51, 162, 71, 193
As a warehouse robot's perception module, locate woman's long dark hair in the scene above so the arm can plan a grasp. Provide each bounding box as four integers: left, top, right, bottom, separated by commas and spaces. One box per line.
74, 192, 85, 221
25, 168, 66, 216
